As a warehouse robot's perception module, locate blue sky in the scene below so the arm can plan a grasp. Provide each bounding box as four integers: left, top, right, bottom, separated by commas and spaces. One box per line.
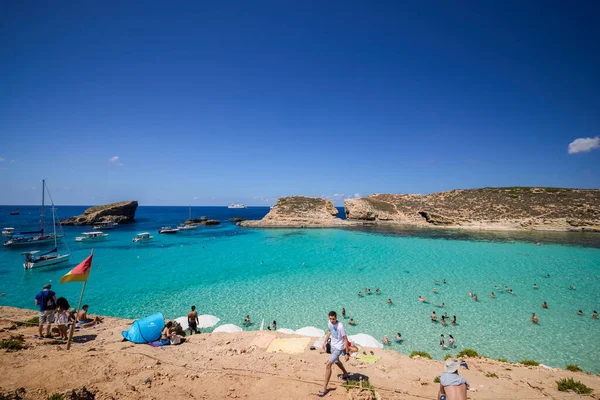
1, 1, 599, 206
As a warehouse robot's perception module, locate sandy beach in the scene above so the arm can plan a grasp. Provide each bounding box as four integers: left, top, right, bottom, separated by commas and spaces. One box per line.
1, 306, 598, 400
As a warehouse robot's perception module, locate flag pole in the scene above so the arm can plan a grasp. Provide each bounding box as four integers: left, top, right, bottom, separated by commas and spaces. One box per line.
67, 249, 93, 350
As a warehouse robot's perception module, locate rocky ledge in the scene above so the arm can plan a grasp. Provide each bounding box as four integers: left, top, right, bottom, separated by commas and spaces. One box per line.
184, 217, 220, 226
239, 196, 359, 228
345, 187, 600, 232
61, 201, 138, 226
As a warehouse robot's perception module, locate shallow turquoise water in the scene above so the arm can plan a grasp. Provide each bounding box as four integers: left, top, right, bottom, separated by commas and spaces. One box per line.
1, 206, 599, 371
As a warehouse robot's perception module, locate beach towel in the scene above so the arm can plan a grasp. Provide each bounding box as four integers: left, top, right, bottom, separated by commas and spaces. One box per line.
266, 337, 310, 354
251, 332, 275, 349
357, 355, 380, 364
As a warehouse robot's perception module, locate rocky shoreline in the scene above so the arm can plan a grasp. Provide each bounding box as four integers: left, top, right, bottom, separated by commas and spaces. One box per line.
61, 200, 138, 226
240, 188, 600, 232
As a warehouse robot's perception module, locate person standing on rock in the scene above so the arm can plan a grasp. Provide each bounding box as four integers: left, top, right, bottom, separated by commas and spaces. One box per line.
34, 284, 57, 338
319, 311, 350, 397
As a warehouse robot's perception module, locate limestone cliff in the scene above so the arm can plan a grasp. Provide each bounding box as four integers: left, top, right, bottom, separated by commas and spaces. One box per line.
61, 201, 138, 225
239, 196, 354, 228
345, 188, 600, 232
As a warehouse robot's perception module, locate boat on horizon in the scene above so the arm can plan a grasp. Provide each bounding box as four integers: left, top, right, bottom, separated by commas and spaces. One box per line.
228, 203, 247, 209
9, 211, 19, 215
158, 226, 179, 234
22, 180, 71, 270
2, 227, 14, 237
133, 232, 153, 242
4, 180, 61, 248
75, 231, 109, 242
177, 205, 198, 230
93, 221, 118, 230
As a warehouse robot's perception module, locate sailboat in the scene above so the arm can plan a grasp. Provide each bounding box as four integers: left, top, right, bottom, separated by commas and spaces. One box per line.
177, 205, 198, 230
22, 182, 71, 269
4, 180, 61, 247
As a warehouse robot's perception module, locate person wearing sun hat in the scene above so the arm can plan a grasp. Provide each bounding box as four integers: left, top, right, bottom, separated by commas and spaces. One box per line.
438, 358, 469, 400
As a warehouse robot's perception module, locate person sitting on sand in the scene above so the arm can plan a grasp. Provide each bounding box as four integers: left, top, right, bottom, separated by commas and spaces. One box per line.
532, 313, 539, 324
440, 334, 446, 348
383, 335, 389, 345
542, 302, 548, 309
349, 318, 356, 325
451, 315, 457, 324
395, 333, 402, 343
77, 305, 103, 328
419, 296, 427, 302
161, 321, 174, 345
533, 283, 538, 289
438, 359, 469, 400
448, 335, 455, 348
593, 310, 598, 319
387, 298, 393, 305
490, 292, 495, 298
577, 310, 583, 316
431, 311, 437, 322
375, 288, 380, 295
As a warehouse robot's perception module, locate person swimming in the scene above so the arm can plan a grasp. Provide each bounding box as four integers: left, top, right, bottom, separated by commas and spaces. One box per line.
341, 308, 346, 318
349, 318, 356, 325
533, 283, 538, 289
532, 313, 539, 324
433, 288, 438, 294
387, 298, 393, 305
508, 289, 514, 294
490, 292, 496, 298
504, 286, 509, 292
440, 334, 446, 348
443, 312, 448, 318
578, 310, 583, 316
473, 294, 478, 301
451, 315, 456, 324
395, 333, 402, 342
431, 311, 437, 322
442, 279, 447, 284
593, 310, 598, 319
542, 301, 548, 309
375, 288, 380, 295
434, 280, 439, 285
441, 316, 447, 326
383, 335, 389, 345
448, 335, 455, 348
418, 296, 427, 302
468, 291, 473, 297
366, 288, 372, 295
568, 286, 576, 290
358, 291, 363, 297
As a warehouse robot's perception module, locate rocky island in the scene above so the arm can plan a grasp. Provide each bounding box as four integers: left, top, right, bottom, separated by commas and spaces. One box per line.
239, 196, 358, 228
240, 188, 600, 232
184, 217, 220, 226
61, 200, 138, 225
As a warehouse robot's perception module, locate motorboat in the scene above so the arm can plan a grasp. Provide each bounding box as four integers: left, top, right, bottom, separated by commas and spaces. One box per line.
23, 248, 70, 270
22, 181, 71, 270
177, 224, 197, 230
228, 204, 247, 209
2, 227, 14, 236
9, 211, 19, 215
133, 232, 154, 242
158, 226, 179, 234
93, 221, 118, 230
75, 231, 109, 242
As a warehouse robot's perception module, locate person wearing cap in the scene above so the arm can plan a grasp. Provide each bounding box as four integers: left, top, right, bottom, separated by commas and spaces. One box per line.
34, 284, 57, 338
438, 358, 469, 400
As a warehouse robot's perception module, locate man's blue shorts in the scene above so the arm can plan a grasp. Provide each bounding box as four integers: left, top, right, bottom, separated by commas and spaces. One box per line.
329, 348, 343, 363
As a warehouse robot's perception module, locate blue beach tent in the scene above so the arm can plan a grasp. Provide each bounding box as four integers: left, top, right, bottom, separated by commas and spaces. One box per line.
122, 312, 165, 344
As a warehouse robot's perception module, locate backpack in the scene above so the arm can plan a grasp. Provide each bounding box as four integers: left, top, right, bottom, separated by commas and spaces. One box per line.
42, 291, 56, 310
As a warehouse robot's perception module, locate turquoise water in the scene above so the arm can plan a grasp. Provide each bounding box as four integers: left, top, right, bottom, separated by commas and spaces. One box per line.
1, 206, 599, 371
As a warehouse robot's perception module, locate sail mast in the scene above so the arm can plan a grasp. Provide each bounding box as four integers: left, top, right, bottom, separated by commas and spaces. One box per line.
41, 179, 45, 235
189, 205, 191, 220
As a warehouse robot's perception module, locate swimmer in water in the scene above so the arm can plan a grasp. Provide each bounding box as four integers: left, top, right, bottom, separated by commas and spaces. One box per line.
568, 286, 576, 290
490, 292, 496, 298
441, 316, 447, 326
395, 333, 402, 342
468, 291, 473, 297
358, 291, 363, 297
443, 312, 448, 318
383, 335, 389, 345
440, 334, 446, 348
508, 289, 514, 294
448, 335, 455, 348
451, 315, 457, 324
504, 286, 509, 292
341, 308, 346, 318
418, 296, 427, 302
387, 298, 393, 305
433, 288, 438, 294
542, 302, 548, 309
533, 283, 538, 289
442, 279, 447, 284
577, 310, 583, 316
349, 318, 356, 325
366, 288, 371, 295
473, 294, 479, 301
593, 310, 598, 319
434, 280, 439, 285
532, 313, 539, 324
375, 288, 380, 295
431, 311, 437, 322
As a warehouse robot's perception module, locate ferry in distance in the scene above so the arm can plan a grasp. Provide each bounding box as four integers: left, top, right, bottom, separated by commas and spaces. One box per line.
228, 204, 247, 209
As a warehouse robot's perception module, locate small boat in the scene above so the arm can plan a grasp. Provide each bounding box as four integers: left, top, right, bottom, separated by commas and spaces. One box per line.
2, 227, 14, 236
75, 231, 109, 242
177, 224, 197, 230
10, 211, 20, 215
158, 226, 179, 234
133, 232, 154, 242
228, 204, 247, 209
23, 248, 71, 270
93, 221, 118, 230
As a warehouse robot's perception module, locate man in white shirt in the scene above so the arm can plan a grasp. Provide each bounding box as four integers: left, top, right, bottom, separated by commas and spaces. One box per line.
319, 311, 350, 397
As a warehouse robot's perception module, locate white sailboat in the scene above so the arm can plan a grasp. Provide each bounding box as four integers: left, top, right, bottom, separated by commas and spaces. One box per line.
5, 180, 61, 247
22, 181, 71, 270
177, 205, 198, 230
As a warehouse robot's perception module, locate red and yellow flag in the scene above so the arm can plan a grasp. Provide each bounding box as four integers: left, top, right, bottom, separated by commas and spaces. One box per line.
60, 253, 93, 284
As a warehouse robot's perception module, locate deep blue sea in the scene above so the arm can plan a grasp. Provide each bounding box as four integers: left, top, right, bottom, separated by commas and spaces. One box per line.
1, 205, 599, 372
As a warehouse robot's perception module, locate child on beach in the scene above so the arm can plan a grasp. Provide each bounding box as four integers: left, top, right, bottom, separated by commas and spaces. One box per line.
55, 297, 70, 340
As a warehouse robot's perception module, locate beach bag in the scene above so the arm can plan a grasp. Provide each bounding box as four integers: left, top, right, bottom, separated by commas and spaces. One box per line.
43, 292, 56, 310
326, 338, 331, 354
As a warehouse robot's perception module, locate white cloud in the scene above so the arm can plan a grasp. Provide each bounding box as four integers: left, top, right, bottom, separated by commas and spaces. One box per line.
193, 196, 199, 200
568, 136, 600, 154
354, 193, 361, 198
108, 156, 123, 166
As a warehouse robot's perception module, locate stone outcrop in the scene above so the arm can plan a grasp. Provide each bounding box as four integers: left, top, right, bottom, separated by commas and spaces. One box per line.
184, 217, 220, 226
345, 188, 600, 231
61, 201, 138, 225
240, 196, 358, 228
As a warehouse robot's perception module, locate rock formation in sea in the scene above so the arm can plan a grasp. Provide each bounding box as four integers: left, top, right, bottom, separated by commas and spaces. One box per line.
184, 217, 220, 226
61, 200, 138, 225
239, 196, 356, 228
345, 188, 600, 231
